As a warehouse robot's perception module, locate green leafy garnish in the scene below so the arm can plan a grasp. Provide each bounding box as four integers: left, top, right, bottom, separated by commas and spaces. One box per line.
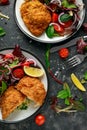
60, 13, 72, 22
57, 82, 71, 105
84, 72, 87, 80
9, 59, 19, 68
63, 82, 71, 97
65, 98, 70, 105
46, 25, 54, 38
17, 98, 30, 110
56, 82, 85, 111
45, 44, 51, 69
0, 81, 7, 95
57, 89, 69, 99
61, 0, 77, 9
0, 66, 9, 75
0, 27, 6, 37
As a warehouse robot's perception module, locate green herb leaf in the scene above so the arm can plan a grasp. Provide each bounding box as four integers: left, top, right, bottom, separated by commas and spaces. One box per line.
65, 98, 70, 105
45, 44, 51, 69
84, 72, 87, 80
9, 59, 19, 68
0, 81, 7, 95
17, 98, 30, 110
46, 25, 54, 38
72, 100, 85, 111
60, 13, 72, 22
61, 0, 77, 9
57, 89, 69, 99
63, 82, 71, 97
0, 27, 6, 37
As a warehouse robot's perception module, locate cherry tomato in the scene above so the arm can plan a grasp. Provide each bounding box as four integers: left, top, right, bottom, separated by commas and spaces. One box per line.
54, 24, 64, 33
51, 13, 58, 23
0, 0, 9, 5
60, 20, 73, 28
35, 114, 46, 126
58, 48, 69, 59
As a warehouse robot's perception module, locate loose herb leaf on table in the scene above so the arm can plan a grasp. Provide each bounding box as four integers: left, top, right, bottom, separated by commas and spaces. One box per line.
0, 27, 6, 36
51, 82, 86, 113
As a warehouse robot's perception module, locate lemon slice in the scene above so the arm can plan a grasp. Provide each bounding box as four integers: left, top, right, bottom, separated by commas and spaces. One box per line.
71, 73, 86, 91
24, 66, 44, 77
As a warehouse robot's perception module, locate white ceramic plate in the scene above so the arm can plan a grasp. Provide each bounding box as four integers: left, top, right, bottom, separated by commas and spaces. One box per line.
0, 48, 48, 123
14, 0, 85, 44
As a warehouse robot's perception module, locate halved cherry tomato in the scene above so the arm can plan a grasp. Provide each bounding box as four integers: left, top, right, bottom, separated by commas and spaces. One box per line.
35, 114, 46, 126
58, 48, 69, 59
51, 13, 58, 23
54, 24, 64, 33
60, 20, 73, 28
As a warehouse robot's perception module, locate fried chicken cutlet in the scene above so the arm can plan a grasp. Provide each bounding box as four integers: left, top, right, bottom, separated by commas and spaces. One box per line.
20, 0, 51, 36
15, 76, 46, 106
0, 86, 26, 119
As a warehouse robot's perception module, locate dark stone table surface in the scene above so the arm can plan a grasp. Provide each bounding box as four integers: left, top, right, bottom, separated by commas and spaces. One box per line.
0, 0, 87, 130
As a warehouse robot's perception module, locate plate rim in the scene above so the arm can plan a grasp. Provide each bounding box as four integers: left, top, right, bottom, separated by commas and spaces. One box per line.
14, 0, 86, 44
0, 47, 49, 124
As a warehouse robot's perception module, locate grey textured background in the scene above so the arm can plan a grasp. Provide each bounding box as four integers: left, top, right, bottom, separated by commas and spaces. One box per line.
0, 0, 87, 130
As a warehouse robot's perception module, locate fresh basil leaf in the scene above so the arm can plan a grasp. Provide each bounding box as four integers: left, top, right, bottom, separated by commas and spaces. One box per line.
73, 100, 85, 111
63, 82, 71, 97
65, 98, 70, 105
0, 81, 7, 95
60, 13, 72, 22
57, 89, 69, 99
46, 25, 54, 38
0, 27, 6, 36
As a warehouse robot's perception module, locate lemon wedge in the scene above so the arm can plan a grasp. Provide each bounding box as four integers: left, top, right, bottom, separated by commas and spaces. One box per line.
71, 73, 86, 91
24, 66, 44, 77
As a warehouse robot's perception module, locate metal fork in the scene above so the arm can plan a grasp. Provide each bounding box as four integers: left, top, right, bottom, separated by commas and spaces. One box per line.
66, 53, 87, 68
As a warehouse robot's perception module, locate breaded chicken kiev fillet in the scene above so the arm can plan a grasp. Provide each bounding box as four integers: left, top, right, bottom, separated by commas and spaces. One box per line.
20, 0, 51, 36
1, 86, 26, 119
15, 76, 46, 106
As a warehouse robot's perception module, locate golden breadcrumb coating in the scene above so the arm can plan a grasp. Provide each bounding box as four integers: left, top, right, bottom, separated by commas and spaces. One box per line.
20, 0, 51, 36
15, 76, 46, 106
1, 86, 26, 119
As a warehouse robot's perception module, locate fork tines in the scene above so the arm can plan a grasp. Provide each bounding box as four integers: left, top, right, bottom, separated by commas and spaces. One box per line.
66, 56, 81, 68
